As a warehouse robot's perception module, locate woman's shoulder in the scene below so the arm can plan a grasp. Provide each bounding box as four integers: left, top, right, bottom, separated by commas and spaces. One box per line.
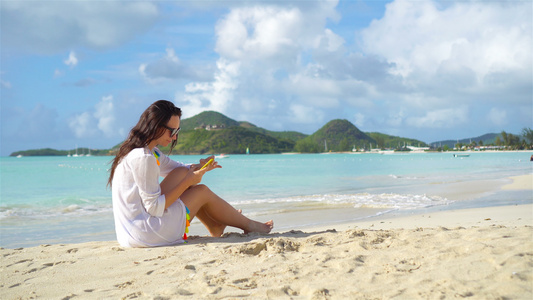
126, 147, 152, 160
152, 147, 163, 155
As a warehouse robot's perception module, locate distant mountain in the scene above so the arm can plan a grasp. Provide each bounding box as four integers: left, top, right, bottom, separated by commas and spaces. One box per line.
167, 126, 295, 154
180, 111, 307, 142
180, 111, 240, 131
162, 112, 300, 154
295, 119, 376, 152
366, 132, 428, 149
11, 111, 525, 156
431, 133, 499, 148
238, 121, 307, 142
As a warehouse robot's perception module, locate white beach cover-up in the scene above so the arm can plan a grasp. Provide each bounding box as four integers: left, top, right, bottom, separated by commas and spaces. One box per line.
112, 147, 188, 247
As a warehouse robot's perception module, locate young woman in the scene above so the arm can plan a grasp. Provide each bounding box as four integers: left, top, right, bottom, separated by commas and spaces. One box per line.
108, 100, 273, 247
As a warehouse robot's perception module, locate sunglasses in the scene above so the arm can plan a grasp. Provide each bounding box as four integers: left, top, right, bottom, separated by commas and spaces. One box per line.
163, 125, 181, 137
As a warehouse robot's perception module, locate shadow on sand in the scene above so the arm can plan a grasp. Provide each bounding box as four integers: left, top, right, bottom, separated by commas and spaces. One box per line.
183, 229, 338, 245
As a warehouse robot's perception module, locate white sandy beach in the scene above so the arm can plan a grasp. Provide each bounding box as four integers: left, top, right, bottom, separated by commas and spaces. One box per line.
1, 174, 532, 299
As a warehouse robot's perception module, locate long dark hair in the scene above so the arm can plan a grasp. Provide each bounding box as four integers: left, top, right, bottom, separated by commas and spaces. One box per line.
108, 100, 182, 187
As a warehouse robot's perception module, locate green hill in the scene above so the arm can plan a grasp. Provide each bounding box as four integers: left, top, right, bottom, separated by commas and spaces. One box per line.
158, 126, 295, 154
180, 112, 307, 142
157, 112, 299, 154
366, 132, 428, 149
10, 114, 431, 156
109, 112, 304, 155
180, 111, 240, 131
295, 119, 376, 153
14, 111, 522, 156
237, 121, 307, 142
431, 133, 499, 148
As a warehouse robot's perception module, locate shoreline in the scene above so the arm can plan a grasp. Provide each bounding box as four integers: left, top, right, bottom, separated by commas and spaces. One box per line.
502, 174, 533, 190
190, 173, 533, 236
2, 203, 531, 299
1, 174, 531, 248
2, 173, 532, 299
336, 173, 531, 231
5, 149, 533, 158
307, 203, 532, 232
2, 173, 532, 298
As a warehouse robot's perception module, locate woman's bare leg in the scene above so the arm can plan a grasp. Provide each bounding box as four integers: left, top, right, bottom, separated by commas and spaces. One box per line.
181, 184, 273, 236
160, 167, 226, 235
195, 208, 245, 237
195, 207, 226, 237
161, 167, 273, 236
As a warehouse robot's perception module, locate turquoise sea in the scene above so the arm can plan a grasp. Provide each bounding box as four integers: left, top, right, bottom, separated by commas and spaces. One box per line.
1, 152, 532, 248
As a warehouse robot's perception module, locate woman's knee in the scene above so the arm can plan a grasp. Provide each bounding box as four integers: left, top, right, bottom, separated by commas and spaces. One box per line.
181, 184, 211, 212
190, 184, 210, 193
182, 184, 210, 198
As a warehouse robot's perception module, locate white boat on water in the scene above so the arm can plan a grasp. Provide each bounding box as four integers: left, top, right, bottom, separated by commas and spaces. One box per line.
453, 154, 470, 158
72, 145, 79, 157
380, 150, 395, 155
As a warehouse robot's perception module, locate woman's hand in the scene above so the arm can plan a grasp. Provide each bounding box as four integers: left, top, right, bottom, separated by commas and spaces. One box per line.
186, 156, 221, 186
184, 167, 207, 186
193, 156, 221, 172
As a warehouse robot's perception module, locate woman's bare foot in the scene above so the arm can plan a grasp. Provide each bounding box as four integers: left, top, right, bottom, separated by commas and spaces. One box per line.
244, 220, 274, 234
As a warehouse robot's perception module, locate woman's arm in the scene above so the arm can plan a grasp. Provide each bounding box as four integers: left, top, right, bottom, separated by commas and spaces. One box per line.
161, 167, 204, 209
160, 155, 221, 209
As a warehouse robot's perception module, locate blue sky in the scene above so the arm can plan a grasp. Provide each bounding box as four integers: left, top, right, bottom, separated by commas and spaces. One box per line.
1, 0, 532, 156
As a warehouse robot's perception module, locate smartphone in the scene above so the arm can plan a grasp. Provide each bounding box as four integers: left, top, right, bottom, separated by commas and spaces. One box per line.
199, 158, 214, 170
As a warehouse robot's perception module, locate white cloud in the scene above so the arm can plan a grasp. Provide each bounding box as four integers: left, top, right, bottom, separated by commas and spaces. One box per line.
64, 51, 78, 67
69, 95, 119, 138
387, 108, 405, 128
360, 0, 532, 93
353, 113, 366, 128
289, 104, 324, 124
160, 0, 531, 137
488, 108, 507, 126
94, 95, 115, 137
319, 29, 344, 52
214, 2, 339, 65
215, 5, 303, 61
179, 59, 240, 118
288, 71, 341, 108
69, 111, 97, 139
1, 1, 159, 54
406, 106, 469, 129
180, 1, 351, 127
139, 48, 211, 83
2, 0, 530, 154
342, 0, 532, 136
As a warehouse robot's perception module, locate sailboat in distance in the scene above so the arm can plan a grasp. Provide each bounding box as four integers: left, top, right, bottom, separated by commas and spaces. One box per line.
72, 145, 79, 157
